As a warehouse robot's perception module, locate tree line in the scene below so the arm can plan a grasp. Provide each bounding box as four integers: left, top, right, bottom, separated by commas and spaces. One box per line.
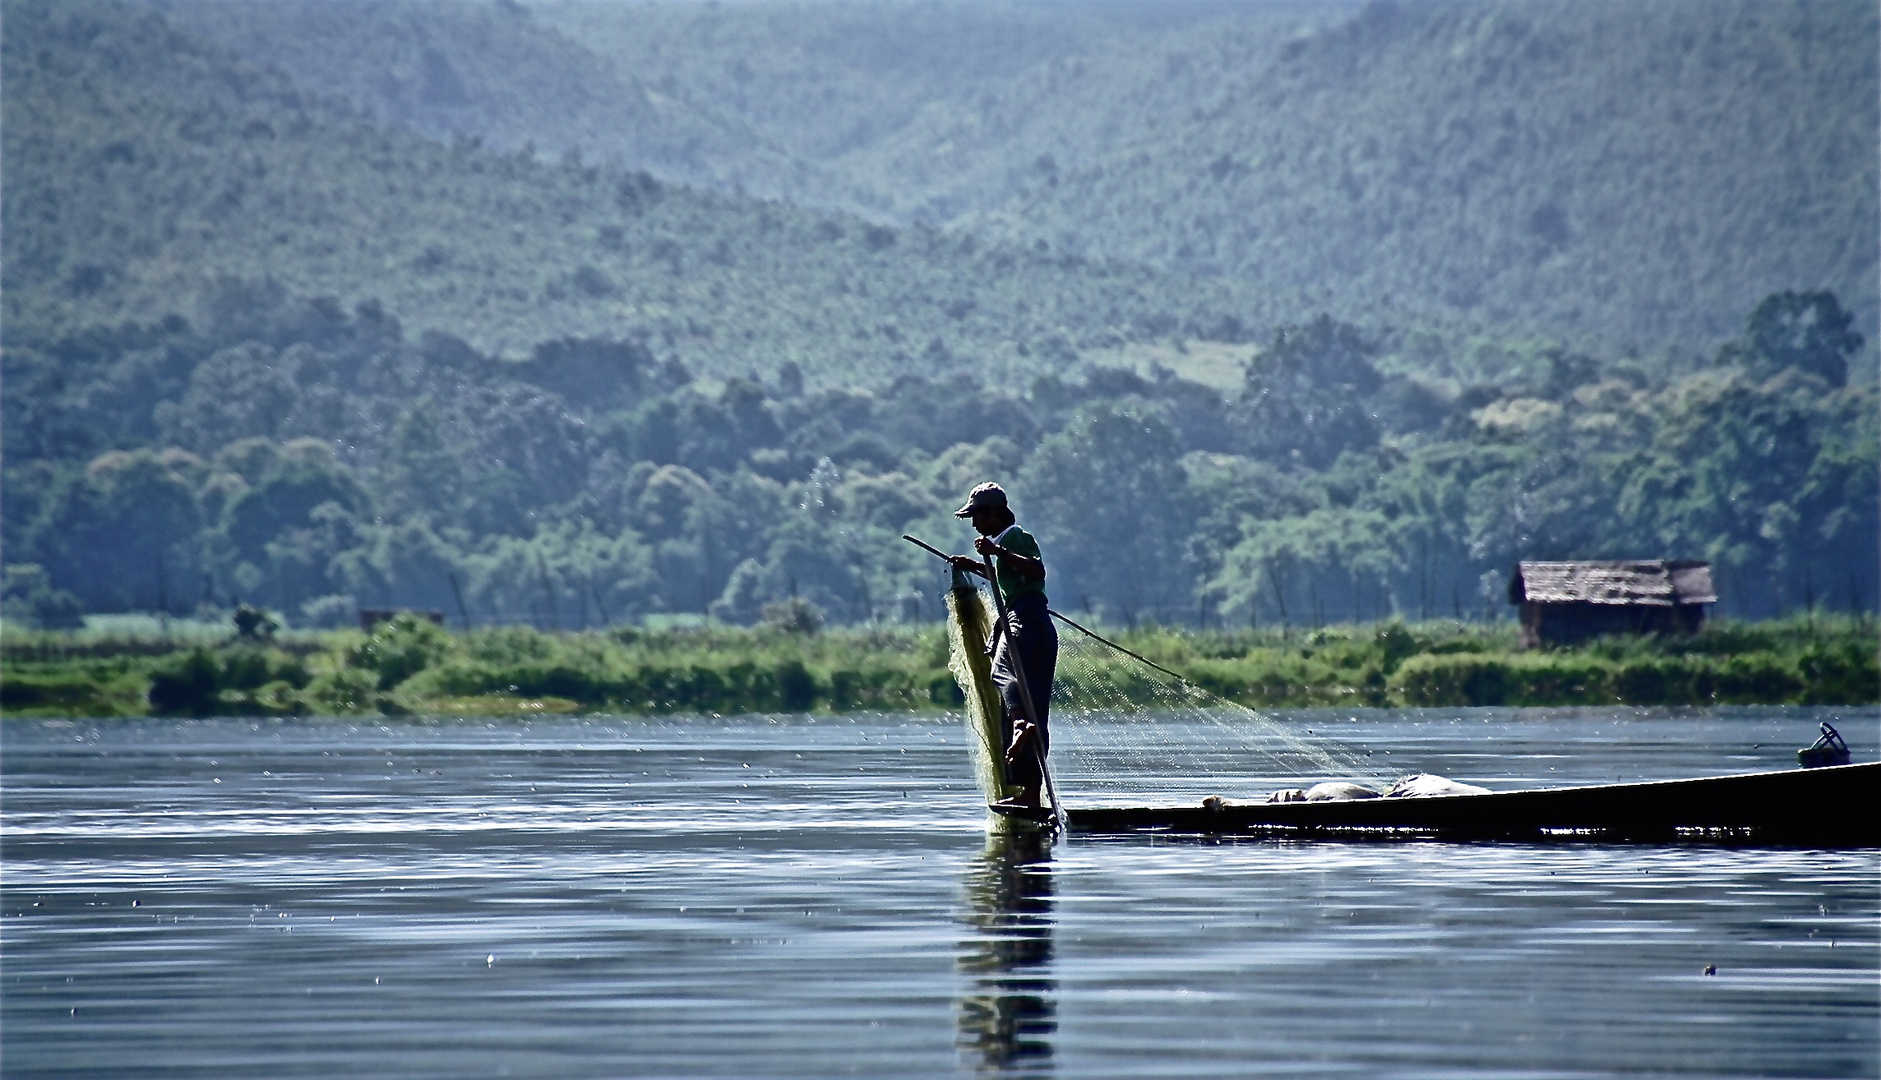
5, 287, 1872, 633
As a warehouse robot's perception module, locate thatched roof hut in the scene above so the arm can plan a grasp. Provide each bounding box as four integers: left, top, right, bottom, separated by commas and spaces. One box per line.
1507, 561, 1716, 648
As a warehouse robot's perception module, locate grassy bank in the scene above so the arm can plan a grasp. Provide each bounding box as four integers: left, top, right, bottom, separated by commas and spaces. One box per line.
1088, 616, 1879, 709
2, 614, 1875, 719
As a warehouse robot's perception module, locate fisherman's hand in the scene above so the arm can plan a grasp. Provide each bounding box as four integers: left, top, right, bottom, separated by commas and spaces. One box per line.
974, 536, 1004, 558
949, 555, 985, 576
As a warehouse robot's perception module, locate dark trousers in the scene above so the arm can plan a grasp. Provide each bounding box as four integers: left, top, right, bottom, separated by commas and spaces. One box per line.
991, 593, 1057, 791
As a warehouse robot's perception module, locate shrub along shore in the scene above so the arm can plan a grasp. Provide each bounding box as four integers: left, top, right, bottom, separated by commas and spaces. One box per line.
2, 613, 1875, 719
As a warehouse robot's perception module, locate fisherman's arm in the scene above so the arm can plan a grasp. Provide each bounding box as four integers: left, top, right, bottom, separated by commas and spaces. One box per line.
972, 536, 1045, 580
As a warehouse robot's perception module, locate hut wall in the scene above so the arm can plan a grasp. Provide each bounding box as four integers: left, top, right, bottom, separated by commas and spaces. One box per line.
1519, 602, 1706, 648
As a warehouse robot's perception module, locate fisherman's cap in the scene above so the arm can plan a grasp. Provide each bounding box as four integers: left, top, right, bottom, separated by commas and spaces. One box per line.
954, 482, 1009, 517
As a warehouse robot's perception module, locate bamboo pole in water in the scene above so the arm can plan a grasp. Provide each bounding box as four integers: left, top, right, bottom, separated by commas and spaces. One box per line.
981, 552, 1066, 832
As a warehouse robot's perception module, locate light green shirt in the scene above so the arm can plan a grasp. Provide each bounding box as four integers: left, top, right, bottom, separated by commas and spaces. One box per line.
990, 524, 1047, 604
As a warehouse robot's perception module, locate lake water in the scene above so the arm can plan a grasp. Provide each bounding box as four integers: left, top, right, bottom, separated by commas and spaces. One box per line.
3, 707, 1876, 1078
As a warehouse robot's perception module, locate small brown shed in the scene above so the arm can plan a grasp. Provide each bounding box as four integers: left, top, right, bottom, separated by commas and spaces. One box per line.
1507, 561, 1716, 648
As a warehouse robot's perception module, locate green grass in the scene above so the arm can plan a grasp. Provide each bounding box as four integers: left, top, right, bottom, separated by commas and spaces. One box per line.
0, 615, 962, 718
2, 614, 1874, 718
1088, 616, 1878, 708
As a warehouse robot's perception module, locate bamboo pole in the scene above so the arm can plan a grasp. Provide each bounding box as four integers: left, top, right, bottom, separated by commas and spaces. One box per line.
982, 551, 1066, 834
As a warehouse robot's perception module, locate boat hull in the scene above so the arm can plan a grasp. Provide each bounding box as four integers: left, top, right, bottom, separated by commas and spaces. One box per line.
1063, 762, 1881, 844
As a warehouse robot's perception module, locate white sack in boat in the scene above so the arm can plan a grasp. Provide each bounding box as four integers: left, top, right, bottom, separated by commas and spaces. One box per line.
1386, 774, 1491, 798
1264, 781, 1384, 803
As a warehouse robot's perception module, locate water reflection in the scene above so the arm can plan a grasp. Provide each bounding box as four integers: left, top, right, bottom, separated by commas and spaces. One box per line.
957, 823, 1057, 1077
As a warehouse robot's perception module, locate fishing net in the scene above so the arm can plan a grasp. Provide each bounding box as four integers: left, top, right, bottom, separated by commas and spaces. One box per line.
945, 579, 1022, 805
946, 581, 1393, 809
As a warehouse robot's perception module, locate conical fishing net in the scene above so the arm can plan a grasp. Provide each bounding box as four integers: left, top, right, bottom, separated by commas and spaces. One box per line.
945, 580, 1021, 805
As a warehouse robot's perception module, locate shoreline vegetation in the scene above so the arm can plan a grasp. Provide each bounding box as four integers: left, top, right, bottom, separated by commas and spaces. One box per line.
2, 612, 1875, 719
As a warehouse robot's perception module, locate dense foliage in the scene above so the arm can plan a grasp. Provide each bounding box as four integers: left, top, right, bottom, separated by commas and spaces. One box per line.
962, 0, 1879, 347
1, 0, 1292, 385
4, 279, 1873, 631
1, 0, 1874, 648
170, 0, 1880, 349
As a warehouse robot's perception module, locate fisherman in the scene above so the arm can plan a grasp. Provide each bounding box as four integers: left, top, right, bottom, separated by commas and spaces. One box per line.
950, 483, 1058, 809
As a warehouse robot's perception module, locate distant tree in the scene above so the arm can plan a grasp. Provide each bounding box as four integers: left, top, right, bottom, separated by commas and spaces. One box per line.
372, 403, 467, 521
760, 596, 824, 635
1, 563, 84, 629
1237, 315, 1384, 468
632, 465, 788, 615
517, 337, 663, 414
333, 518, 470, 620
464, 518, 653, 628
221, 446, 367, 563
1616, 368, 1868, 615
30, 450, 205, 611
217, 442, 370, 608
633, 465, 716, 542
711, 510, 871, 625
1021, 401, 1195, 624
155, 342, 301, 452
1719, 291, 1864, 388
1210, 506, 1396, 629
434, 383, 598, 533
835, 472, 942, 531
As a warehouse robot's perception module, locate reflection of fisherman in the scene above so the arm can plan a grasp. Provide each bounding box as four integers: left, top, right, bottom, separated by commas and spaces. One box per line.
957, 828, 1056, 1073
949, 483, 1058, 810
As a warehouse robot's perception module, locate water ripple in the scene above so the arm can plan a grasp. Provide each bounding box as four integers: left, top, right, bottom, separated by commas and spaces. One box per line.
3, 709, 1875, 1078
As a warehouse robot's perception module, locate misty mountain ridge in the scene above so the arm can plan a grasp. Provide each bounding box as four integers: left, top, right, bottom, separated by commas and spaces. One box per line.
157, 0, 828, 199
165, 0, 1878, 351
5, 0, 1322, 392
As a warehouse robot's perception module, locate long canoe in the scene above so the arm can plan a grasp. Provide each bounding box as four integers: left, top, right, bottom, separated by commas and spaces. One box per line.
1031, 762, 1879, 844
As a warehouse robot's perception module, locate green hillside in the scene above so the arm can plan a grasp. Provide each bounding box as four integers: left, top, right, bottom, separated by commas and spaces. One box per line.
193, 0, 1878, 349
169, 0, 1259, 215
2, 0, 1873, 645
0, 0, 1294, 387
165, 0, 1878, 349
559, 0, 1879, 348
958, 0, 1879, 348
526, 0, 1293, 217
160, 0, 824, 198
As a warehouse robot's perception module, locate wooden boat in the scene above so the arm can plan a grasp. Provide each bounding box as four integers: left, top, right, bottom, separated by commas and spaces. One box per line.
995, 762, 1880, 844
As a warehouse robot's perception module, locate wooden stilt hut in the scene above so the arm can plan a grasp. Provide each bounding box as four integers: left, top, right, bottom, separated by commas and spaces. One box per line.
1507, 561, 1716, 648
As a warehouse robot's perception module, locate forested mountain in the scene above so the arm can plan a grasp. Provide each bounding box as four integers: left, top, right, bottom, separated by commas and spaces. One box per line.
2, 0, 1874, 637
158, 0, 825, 199
1, 0, 1292, 386
169, 0, 1878, 349
958, 0, 1879, 348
